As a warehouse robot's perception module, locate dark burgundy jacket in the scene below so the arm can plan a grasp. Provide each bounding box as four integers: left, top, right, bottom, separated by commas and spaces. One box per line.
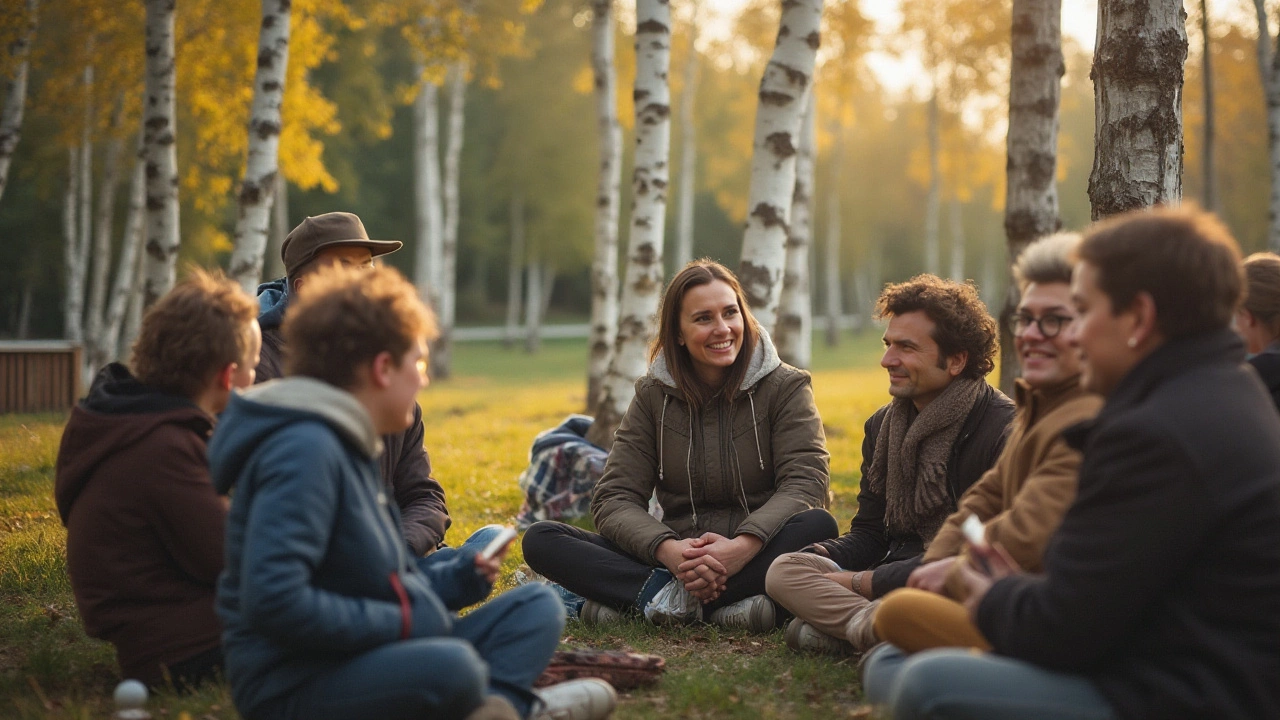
977, 330, 1280, 720
253, 279, 451, 554
817, 381, 1015, 597
54, 364, 224, 684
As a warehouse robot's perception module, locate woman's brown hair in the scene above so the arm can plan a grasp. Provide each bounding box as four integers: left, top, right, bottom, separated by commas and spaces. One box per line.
650, 260, 761, 408
1243, 252, 1280, 338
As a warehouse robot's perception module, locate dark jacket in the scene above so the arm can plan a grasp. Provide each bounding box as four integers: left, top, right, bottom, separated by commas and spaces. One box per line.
210, 377, 492, 717
54, 363, 225, 684
817, 381, 1014, 597
976, 329, 1280, 720
1248, 346, 1280, 412
591, 331, 831, 565
255, 279, 450, 555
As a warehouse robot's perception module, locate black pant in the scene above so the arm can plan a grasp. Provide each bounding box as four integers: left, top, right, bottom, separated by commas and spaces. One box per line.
522, 508, 838, 613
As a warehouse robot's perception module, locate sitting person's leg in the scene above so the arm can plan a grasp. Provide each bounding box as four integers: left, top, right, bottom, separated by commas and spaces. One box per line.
523, 521, 669, 611
863, 645, 1116, 720
873, 588, 990, 654
452, 583, 566, 716
267, 638, 490, 720
426, 524, 507, 565
706, 508, 839, 612
765, 549, 875, 648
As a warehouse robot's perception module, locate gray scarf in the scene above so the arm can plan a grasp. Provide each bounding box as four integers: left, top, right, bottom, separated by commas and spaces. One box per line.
866, 376, 984, 543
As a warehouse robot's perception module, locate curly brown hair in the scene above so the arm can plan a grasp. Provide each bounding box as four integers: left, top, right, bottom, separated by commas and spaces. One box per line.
875, 274, 998, 380
283, 264, 437, 389
131, 267, 258, 399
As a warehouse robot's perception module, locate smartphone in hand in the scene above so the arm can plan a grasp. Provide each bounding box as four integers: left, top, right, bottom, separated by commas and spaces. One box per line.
479, 526, 518, 562
961, 514, 994, 575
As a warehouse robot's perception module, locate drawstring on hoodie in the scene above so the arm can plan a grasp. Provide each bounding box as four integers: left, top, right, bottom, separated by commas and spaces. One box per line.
658, 394, 699, 528
659, 395, 669, 482
748, 390, 764, 471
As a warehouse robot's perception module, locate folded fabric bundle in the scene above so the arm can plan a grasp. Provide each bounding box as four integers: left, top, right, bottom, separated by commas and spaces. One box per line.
534, 649, 666, 691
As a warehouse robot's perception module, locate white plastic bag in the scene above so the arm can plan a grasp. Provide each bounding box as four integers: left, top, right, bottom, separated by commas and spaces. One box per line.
643, 579, 702, 625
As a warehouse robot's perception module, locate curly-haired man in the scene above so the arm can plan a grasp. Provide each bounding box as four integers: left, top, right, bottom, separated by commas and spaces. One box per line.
766, 274, 1015, 656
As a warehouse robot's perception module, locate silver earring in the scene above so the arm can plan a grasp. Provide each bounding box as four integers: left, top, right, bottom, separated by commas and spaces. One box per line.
1127, 337, 1138, 348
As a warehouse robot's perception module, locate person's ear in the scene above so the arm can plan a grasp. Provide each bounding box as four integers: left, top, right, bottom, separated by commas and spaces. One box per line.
216, 363, 236, 391
1126, 292, 1162, 350
369, 351, 395, 389
1238, 308, 1258, 330
945, 350, 968, 377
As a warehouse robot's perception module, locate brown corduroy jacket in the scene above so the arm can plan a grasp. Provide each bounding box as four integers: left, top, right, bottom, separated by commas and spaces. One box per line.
922, 376, 1102, 598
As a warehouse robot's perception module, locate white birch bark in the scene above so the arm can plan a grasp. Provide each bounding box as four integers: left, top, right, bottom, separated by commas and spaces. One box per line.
64, 148, 84, 343
16, 283, 31, 338
1251, 0, 1280, 249
101, 135, 146, 366
1003, 0, 1064, 390
412, 76, 444, 311
122, 246, 146, 358
948, 196, 965, 282
505, 191, 525, 348
587, 0, 622, 414
86, 124, 126, 372
1200, 0, 1214, 211
228, 0, 291, 291
143, 0, 181, 308
1088, 0, 1186, 220
266, 172, 288, 278
674, 13, 699, 269
775, 90, 815, 368
77, 67, 93, 310
432, 61, 466, 380
737, 0, 823, 331
0, 0, 38, 205
824, 115, 843, 348
924, 89, 941, 276
587, 0, 673, 449
524, 260, 543, 354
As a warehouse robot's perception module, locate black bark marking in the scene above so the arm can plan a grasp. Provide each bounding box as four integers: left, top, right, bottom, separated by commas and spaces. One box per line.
805, 31, 820, 50
750, 202, 789, 229
636, 19, 669, 34
760, 91, 793, 106
765, 132, 796, 159
737, 260, 774, 309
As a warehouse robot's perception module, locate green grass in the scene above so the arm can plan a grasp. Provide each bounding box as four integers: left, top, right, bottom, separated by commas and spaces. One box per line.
0, 330, 892, 718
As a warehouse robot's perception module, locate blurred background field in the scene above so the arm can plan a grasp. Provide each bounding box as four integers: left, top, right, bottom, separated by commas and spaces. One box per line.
0, 329, 889, 718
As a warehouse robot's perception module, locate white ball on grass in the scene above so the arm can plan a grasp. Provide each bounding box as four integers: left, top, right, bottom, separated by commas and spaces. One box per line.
113, 679, 148, 709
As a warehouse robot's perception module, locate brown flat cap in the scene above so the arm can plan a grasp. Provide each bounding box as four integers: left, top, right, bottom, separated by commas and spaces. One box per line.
282, 212, 403, 278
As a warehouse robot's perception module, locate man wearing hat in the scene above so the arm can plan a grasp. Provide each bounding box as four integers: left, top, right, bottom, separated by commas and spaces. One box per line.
254, 212, 481, 557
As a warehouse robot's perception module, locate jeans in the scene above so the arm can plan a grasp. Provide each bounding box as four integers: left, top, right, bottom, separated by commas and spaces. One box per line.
522, 508, 838, 614
252, 584, 565, 720
861, 644, 1117, 720
429, 524, 506, 563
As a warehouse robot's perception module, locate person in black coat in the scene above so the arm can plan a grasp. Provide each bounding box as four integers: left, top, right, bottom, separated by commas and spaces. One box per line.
1236, 252, 1280, 411
862, 207, 1280, 720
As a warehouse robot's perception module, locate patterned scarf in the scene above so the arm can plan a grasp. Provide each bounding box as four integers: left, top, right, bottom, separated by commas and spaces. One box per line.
866, 376, 984, 543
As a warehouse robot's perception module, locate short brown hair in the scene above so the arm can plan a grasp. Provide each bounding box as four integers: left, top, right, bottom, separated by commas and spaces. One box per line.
131, 268, 258, 399
1243, 252, 1280, 335
283, 265, 437, 389
1013, 232, 1081, 291
652, 260, 761, 408
875, 275, 998, 380
1077, 206, 1243, 340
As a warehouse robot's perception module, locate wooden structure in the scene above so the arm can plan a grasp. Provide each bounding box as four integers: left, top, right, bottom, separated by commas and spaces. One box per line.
0, 341, 82, 414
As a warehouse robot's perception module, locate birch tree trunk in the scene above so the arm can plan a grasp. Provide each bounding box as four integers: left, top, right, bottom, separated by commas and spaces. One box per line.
923, 89, 941, 276
1200, 0, 1214, 212
413, 76, 444, 312
1088, 0, 1186, 220
587, 0, 622, 414
16, 284, 31, 339
505, 191, 525, 349
524, 259, 543, 354
86, 125, 126, 373
143, 0, 181, 307
433, 61, 466, 380
948, 196, 965, 282
1002, 0, 1064, 390
122, 246, 146, 357
77, 68, 93, 311
101, 136, 146, 366
775, 90, 815, 368
266, 173, 288, 278
0, 0, 38, 205
674, 13, 699, 270
824, 116, 843, 348
1252, 0, 1280, 250
587, 0, 673, 449
228, 0, 291, 291
64, 148, 85, 343
737, 0, 823, 331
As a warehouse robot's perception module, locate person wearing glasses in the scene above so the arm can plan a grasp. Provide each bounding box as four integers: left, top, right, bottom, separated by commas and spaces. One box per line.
252, 212, 497, 560
867, 232, 1102, 653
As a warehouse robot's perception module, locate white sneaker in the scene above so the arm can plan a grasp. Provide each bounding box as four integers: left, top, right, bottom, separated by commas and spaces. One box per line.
578, 600, 623, 625
533, 678, 618, 720
784, 617, 856, 656
708, 594, 777, 633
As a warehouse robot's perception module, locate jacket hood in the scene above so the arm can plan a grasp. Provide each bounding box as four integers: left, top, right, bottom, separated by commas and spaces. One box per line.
55, 363, 211, 524
209, 377, 382, 494
650, 327, 782, 394
256, 277, 289, 331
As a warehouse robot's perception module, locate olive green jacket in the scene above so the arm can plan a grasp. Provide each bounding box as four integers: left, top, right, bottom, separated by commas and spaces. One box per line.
591, 332, 830, 565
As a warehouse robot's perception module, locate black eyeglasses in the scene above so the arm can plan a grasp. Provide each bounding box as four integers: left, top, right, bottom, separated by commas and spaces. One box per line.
1010, 313, 1075, 339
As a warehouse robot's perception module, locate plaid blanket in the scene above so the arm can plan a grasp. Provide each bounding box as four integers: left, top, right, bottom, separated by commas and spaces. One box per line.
516, 415, 608, 528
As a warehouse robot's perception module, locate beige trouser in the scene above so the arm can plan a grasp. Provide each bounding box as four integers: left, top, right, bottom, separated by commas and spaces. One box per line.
873, 587, 992, 653
765, 552, 881, 652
